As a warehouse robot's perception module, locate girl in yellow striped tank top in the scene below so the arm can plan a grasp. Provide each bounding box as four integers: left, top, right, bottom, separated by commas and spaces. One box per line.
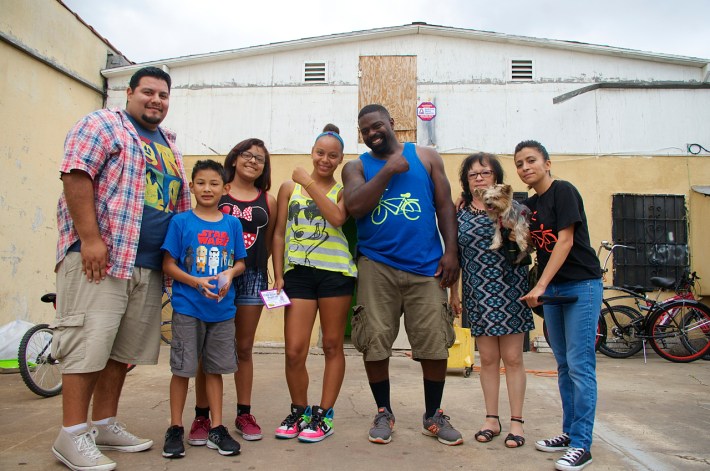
272, 125, 356, 443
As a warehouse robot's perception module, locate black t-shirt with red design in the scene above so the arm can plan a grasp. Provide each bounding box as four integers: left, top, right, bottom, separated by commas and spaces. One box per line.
523, 180, 601, 283
219, 190, 270, 272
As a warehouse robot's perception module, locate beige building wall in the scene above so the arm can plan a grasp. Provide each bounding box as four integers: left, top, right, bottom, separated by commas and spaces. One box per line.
0, 0, 127, 326
182, 152, 710, 346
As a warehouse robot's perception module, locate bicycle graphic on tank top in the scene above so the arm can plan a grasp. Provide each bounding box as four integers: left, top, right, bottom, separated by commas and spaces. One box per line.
371, 193, 422, 225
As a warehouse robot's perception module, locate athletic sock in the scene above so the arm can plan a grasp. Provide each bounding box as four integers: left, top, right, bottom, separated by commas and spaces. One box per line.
236, 404, 251, 416
369, 379, 392, 415
195, 406, 210, 419
423, 378, 445, 419
63, 423, 88, 434
91, 417, 112, 425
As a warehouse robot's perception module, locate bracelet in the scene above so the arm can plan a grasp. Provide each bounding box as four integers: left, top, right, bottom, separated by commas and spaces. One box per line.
304, 180, 315, 191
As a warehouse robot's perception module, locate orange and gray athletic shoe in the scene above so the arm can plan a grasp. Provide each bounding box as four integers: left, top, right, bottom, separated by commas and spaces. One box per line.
422, 409, 463, 446
368, 407, 395, 444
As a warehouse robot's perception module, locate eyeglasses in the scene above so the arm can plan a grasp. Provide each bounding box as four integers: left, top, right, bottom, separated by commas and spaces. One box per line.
239, 151, 266, 164
467, 170, 493, 179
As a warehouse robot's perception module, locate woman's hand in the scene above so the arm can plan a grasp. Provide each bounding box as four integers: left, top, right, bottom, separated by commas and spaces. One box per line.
520, 283, 546, 308
449, 292, 462, 318
454, 195, 466, 211
273, 277, 284, 293
292, 167, 311, 187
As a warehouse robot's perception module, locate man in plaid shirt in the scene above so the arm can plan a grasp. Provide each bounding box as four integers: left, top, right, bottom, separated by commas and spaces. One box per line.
51, 67, 191, 471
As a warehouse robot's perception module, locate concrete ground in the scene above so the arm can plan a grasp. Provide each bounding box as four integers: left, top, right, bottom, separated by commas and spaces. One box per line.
0, 346, 708, 471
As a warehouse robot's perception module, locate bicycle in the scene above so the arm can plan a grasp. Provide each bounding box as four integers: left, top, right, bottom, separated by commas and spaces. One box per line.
371, 193, 421, 225
596, 241, 710, 362
18, 289, 173, 397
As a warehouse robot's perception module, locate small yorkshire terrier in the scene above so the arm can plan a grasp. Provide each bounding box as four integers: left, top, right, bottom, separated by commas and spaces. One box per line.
477, 184, 532, 263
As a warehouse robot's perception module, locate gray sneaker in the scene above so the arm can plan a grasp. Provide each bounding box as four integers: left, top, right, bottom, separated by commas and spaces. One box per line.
93, 418, 153, 452
368, 407, 395, 444
52, 427, 116, 471
422, 409, 463, 445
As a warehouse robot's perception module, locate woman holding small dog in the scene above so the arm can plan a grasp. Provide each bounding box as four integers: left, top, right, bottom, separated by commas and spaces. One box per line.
514, 140, 601, 471
450, 153, 534, 449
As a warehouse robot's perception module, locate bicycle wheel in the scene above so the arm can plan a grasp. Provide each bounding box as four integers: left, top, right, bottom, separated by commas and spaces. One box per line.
542, 316, 604, 351
598, 305, 643, 358
18, 324, 62, 397
646, 300, 710, 363
595, 315, 607, 352
680, 307, 710, 357
370, 205, 388, 225
161, 298, 173, 345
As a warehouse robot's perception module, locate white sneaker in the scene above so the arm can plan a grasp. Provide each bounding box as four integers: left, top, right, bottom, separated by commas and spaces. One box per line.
93, 418, 153, 452
52, 427, 116, 471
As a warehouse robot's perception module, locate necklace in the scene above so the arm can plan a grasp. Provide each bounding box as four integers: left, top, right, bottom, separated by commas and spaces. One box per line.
469, 205, 486, 215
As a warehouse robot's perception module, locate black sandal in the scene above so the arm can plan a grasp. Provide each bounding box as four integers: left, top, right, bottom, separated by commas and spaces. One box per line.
504, 417, 525, 448
474, 414, 501, 443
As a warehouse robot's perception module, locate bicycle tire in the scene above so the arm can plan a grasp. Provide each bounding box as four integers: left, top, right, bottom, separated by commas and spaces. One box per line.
680, 308, 710, 357
161, 298, 173, 345
18, 324, 62, 397
598, 305, 644, 358
646, 300, 710, 363
542, 316, 605, 352
370, 205, 388, 225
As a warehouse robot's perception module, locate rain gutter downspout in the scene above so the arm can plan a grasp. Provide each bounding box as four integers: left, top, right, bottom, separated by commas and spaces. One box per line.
553, 80, 710, 104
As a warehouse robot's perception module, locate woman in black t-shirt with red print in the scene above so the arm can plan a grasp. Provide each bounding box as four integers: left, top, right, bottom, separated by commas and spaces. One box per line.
514, 140, 601, 471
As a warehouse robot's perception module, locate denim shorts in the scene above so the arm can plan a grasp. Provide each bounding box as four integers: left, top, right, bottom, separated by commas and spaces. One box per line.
283, 265, 356, 300
234, 267, 268, 306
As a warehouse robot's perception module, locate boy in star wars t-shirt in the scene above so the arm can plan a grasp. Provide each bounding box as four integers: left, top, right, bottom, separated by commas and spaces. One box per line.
160, 160, 247, 458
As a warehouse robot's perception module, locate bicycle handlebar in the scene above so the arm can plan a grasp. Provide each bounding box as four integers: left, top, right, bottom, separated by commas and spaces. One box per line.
597, 240, 636, 257
598, 241, 637, 275
538, 295, 579, 305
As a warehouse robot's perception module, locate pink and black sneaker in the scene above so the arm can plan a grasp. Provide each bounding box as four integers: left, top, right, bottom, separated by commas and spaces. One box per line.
274, 406, 311, 439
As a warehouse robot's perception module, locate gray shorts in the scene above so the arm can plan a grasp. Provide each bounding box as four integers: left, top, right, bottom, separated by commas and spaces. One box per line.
351, 256, 455, 361
52, 252, 163, 373
170, 312, 237, 377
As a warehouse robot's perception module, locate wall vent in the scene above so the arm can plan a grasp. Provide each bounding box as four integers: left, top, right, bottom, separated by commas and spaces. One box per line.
511, 59, 533, 81
304, 61, 327, 83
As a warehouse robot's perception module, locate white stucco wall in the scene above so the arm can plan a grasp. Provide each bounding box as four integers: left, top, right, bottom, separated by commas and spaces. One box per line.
103, 31, 709, 157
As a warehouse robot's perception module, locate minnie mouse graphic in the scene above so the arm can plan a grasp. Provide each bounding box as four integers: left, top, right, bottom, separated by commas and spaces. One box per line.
221, 204, 269, 251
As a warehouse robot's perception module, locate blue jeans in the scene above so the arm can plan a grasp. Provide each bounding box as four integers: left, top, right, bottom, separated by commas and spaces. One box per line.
543, 278, 602, 451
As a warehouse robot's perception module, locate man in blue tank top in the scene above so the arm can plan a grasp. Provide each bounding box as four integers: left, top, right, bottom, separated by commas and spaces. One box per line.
342, 104, 462, 446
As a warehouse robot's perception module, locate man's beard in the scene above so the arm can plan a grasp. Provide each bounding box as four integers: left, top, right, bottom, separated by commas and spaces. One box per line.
141, 113, 162, 125
367, 134, 392, 154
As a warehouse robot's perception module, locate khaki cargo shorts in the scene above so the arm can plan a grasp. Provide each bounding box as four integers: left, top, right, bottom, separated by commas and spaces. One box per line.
351, 256, 455, 361
52, 252, 163, 373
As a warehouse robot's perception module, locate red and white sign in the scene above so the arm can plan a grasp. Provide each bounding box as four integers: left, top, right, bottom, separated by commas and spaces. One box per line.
417, 101, 437, 121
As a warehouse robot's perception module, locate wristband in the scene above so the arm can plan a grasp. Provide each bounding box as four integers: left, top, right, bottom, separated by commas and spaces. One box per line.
304, 180, 315, 191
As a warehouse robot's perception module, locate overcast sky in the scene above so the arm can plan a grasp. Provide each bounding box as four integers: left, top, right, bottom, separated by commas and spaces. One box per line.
61, 0, 710, 64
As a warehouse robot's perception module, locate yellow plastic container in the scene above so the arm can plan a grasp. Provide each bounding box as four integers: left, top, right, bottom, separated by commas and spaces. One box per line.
447, 325, 475, 377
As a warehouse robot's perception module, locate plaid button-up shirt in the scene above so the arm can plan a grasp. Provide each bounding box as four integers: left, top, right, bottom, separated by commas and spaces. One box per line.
56, 108, 192, 279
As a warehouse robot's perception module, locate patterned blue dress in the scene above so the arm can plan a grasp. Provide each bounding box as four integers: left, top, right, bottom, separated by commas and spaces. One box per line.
457, 207, 534, 337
